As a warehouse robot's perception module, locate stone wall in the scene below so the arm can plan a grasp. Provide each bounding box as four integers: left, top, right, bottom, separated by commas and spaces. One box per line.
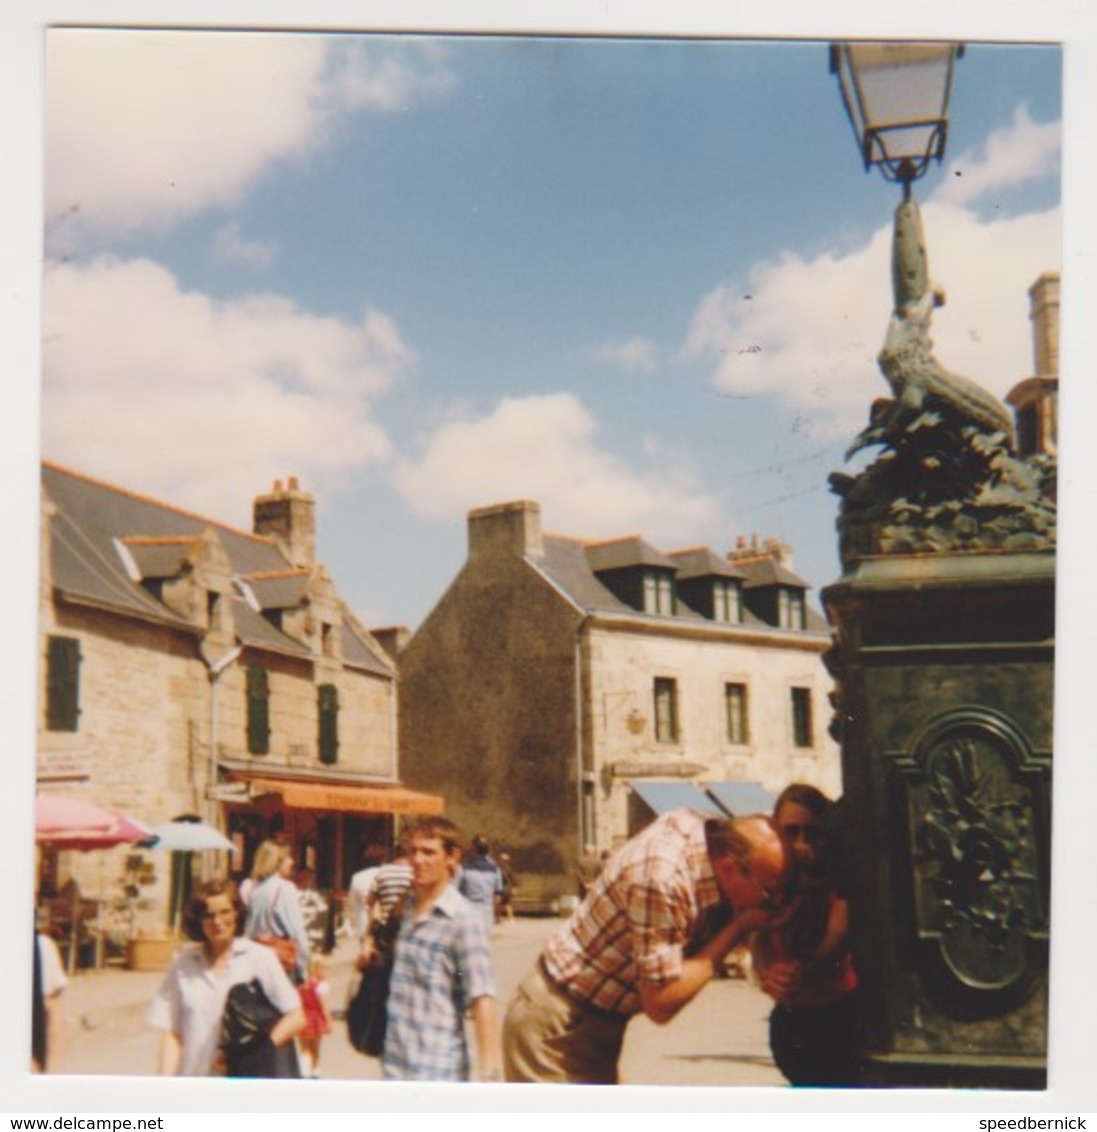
584, 623, 842, 849
399, 555, 583, 897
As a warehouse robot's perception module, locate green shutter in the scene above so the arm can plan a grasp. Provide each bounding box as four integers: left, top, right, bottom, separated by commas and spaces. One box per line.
46, 636, 81, 732
318, 683, 339, 764
246, 666, 270, 755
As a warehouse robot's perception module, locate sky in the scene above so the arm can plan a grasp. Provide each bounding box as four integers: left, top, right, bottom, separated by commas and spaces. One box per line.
37, 29, 1064, 630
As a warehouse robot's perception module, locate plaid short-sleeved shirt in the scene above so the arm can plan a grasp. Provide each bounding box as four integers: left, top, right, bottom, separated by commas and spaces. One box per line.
543, 809, 727, 1017
382, 883, 496, 1081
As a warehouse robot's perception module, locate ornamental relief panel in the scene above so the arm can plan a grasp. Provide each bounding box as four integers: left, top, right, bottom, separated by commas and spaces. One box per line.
888, 709, 1050, 1009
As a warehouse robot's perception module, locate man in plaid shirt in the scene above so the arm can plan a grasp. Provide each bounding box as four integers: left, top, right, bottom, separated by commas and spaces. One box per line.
381, 817, 503, 1082
503, 809, 791, 1083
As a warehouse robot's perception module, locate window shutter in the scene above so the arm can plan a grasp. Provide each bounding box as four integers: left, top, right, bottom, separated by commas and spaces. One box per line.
318, 683, 339, 764
246, 666, 270, 755
46, 636, 81, 732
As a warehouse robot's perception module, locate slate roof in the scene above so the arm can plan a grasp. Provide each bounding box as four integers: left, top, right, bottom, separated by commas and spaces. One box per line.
666, 546, 747, 581
584, 536, 679, 573
536, 536, 788, 631
42, 462, 394, 675
733, 555, 811, 590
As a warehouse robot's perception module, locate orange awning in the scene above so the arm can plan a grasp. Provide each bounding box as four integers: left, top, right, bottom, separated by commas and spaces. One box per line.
241, 777, 444, 816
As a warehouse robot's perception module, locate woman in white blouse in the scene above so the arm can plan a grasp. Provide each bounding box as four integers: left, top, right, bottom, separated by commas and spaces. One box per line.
149, 880, 304, 1076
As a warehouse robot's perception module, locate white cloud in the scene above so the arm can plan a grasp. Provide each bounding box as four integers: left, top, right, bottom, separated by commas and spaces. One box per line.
936, 105, 1061, 207
46, 30, 455, 239
325, 38, 457, 113
685, 110, 1061, 440
597, 335, 658, 374
41, 256, 414, 523
211, 222, 278, 269
393, 392, 720, 543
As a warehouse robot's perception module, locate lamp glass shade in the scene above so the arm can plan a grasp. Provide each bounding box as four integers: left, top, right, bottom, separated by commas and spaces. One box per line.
832, 42, 961, 182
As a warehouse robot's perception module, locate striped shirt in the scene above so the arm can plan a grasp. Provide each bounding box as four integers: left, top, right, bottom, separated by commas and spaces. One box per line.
543, 809, 728, 1017
368, 861, 414, 920
382, 883, 496, 1081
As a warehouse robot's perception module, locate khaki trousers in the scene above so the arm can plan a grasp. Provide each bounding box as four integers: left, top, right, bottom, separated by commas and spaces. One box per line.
502, 962, 629, 1084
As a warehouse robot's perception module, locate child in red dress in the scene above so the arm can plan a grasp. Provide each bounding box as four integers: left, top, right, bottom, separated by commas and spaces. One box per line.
298, 954, 331, 1078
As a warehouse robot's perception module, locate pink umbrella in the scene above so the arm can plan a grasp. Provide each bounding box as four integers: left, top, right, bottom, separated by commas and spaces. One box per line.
35, 795, 151, 972
35, 794, 150, 850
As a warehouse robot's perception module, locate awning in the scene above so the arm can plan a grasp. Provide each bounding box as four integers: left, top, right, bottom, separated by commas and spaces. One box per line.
630, 781, 725, 818
238, 776, 445, 816
705, 781, 776, 816
630, 780, 775, 819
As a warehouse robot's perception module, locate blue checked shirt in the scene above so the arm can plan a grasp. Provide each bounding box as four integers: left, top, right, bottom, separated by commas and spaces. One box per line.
382, 883, 496, 1081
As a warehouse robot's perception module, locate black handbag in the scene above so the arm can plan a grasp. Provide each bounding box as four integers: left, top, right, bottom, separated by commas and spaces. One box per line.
346, 961, 391, 1058
221, 978, 300, 1079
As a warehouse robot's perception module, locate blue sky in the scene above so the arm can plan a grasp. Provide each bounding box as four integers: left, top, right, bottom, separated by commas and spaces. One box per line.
38, 31, 1064, 630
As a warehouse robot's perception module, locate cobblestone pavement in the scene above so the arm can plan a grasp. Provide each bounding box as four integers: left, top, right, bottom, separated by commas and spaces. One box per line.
57, 917, 785, 1088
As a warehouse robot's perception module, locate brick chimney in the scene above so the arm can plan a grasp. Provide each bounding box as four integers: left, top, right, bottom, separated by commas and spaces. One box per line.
1029, 272, 1059, 377
468, 500, 544, 561
253, 477, 316, 568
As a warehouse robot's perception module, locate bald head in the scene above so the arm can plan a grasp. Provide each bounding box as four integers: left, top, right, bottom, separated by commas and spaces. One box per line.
706, 814, 792, 910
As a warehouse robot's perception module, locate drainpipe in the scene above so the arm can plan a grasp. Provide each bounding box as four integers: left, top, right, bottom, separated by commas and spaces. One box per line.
574, 617, 592, 853
199, 644, 242, 824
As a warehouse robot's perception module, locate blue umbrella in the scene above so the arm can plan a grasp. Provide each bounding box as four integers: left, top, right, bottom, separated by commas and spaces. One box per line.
142, 820, 234, 852
140, 819, 235, 931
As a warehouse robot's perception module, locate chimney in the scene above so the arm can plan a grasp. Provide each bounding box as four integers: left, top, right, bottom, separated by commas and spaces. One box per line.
467, 501, 544, 561
371, 626, 411, 663
253, 477, 316, 568
1029, 272, 1059, 378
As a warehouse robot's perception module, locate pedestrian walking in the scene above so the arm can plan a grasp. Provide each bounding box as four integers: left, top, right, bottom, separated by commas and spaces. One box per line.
381, 816, 502, 1082
497, 851, 517, 923
244, 840, 311, 983
148, 879, 304, 1077
297, 953, 332, 1079
457, 834, 504, 933
31, 930, 67, 1073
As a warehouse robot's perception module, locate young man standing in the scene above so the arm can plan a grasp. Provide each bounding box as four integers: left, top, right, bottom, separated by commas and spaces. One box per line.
382, 817, 502, 1082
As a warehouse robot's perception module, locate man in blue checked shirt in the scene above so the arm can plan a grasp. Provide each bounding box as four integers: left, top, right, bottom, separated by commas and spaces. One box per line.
381, 816, 503, 1082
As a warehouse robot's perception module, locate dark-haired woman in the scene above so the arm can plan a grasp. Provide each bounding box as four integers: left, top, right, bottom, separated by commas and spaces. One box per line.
751, 784, 863, 1087
148, 880, 305, 1076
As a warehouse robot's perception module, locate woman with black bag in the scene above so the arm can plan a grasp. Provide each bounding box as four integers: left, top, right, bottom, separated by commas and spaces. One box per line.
148, 879, 305, 1077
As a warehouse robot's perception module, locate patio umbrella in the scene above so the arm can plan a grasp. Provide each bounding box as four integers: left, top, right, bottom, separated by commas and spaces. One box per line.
35, 794, 151, 850
35, 794, 152, 972
141, 819, 234, 853
139, 817, 235, 932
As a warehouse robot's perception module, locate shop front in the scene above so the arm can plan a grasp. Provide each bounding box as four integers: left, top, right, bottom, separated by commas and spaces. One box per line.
221, 772, 444, 936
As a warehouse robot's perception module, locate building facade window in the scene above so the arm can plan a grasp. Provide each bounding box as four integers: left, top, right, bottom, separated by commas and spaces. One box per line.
643, 571, 675, 615
725, 682, 749, 745
246, 665, 271, 755
791, 686, 813, 748
318, 682, 339, 764
46, 635, 81, 732
713, 580, 743, 624
653, 677, 679, 743
778, 588, 807, 630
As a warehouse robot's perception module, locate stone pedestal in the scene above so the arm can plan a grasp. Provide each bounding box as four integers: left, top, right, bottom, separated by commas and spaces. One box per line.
823, 551, 1053, 1089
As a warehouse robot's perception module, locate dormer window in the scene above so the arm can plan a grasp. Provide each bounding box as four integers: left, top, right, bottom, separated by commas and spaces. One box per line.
586, 538, 681, 616
643, 571, 675, 615
777, 588, 806, 630
712, 579, 743, 624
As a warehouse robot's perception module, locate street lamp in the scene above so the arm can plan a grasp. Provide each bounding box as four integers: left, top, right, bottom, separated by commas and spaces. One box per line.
830, 42, 962, 194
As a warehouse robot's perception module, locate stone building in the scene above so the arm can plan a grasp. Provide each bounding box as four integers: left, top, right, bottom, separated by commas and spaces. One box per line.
37, 463, 438, 946
398, 500, 840, 906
